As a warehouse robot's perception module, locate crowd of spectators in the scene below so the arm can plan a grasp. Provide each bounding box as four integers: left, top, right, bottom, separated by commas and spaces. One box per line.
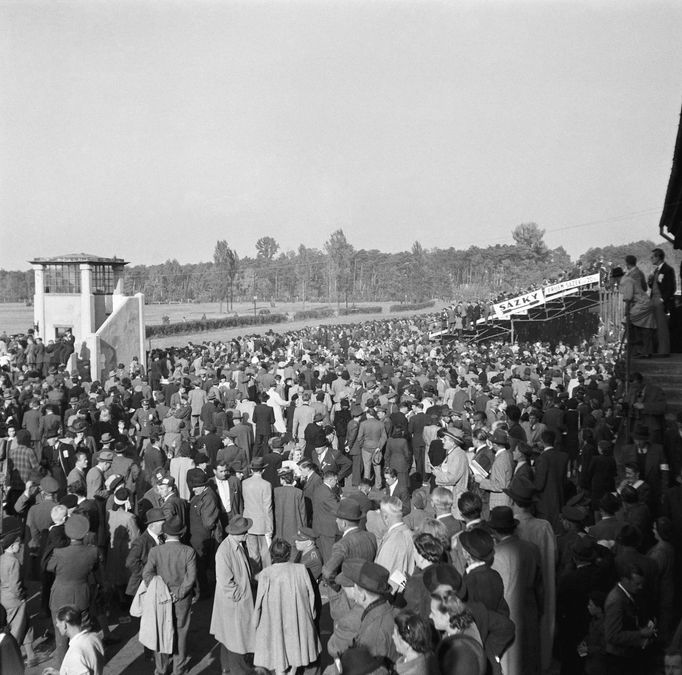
0, 309, 681, 675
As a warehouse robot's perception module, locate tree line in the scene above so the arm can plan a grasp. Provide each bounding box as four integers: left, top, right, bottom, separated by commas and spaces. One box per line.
0, 229, 675, 307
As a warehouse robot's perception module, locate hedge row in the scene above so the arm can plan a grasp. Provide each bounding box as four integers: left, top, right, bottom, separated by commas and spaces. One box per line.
389, 300, 436, 313
147, 313, 287, 338
338, 306, 383, 315
293, 308, 336, 321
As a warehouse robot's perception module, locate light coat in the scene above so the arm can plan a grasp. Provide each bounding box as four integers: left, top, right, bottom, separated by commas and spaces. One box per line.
252, 562, 320, 671
210, 536, 255, 654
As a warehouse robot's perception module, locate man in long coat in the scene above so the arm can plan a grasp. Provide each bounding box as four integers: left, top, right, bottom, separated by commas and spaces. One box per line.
533, 429, 568, 532
506, 483, 557, 674
273, 470, 306, 547
242, 457, 274, 569
210, 515, 255, 675
489, 506, 544, 675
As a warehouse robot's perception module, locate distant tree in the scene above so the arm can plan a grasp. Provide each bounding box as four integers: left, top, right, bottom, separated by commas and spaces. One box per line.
512, 222, 548, 258
213, 240, 239, 311
324, 229, 355, 306
255, 236, 280, 261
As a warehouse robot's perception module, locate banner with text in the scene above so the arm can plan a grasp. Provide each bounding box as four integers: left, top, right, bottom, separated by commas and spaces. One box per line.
543, 273, 601, 300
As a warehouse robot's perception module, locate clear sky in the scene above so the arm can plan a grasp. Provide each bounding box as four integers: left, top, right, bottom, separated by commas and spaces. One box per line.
1, 0, 681, 269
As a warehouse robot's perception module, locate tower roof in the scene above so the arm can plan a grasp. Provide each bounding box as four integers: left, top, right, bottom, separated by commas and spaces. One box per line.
29, 253, 128, 265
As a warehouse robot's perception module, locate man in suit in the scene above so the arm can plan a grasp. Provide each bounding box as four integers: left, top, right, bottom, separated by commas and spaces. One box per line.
262, 436, 285, 489
311, 469, 341, 564
374, 496, 416, 577
460, 527, 508, 616
321, 498, 377, 581
431, 486, 461, 539
299, 459, 323, 527
125, 507, 165, 597
357, 408, 388, 489
311, 437, 352, 484
142, 516, 197, 675
407, 403, 428, 481
158, 474, 187, 527
345, 404, 365, 486
241, 456, 273, 569
604, 563, 655, 675
628, 372, 667, 443
209, 459, 242, 527
229, 409, 254, 462
533, 429, 569, 532
373, 467, 411, 516
252, 396, 274, 458
649, 247, 676, 357
620, 424, 669, 513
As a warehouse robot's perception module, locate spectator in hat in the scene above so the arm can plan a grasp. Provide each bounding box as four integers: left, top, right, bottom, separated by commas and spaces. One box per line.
647, 517, 675, 643
252, 538, 321, 674
321, 499, 377, 582
404, 490, 428, 531
533, 429, 569, 533
338, 645, 388, 675
131, 397, 159, 450
106, 441, 140, 503
125, 507, 165, 597
85, 450, 114, 500
337, 559, 398, 662
104, 487, 140, 607
508, 441, 537, 494
242, 456, 274, 570
0, 529, 38, 667
489, 506, 543, 675
187, 468, 222, 598
384, 425, 413, 491
584, 440, 617, 516
210, 515, 255, 675
142, 516, 197, 675
311, 469, 341, 564
252, 395, 275, 458
557, 537, 602, 674
293, 527, 323, 581
20, 397, 42, 454
312, 435, 352, 484
624, 424, 669, 514
46, 513, 102, 663
461, 528, 508, 617
431, 428, 469, 518
42, 431, 79, 496
228, 408, 254, 463
505, 481, 557, 671
273, 468, 306, 549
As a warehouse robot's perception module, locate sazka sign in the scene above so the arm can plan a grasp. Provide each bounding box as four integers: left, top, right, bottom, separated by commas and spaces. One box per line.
493, 290, 544, 319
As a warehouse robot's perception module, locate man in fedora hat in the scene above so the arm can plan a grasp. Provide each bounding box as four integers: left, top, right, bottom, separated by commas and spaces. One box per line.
107, 440, 140, 500
210, 515, 255, 675
506, 481, 557, 673
344, 403, 366, 486
125, 507, 165, 598
489, 506, 543, 675
335, 559, 398, 662
460, 528, 508, 617
187, 468, 222, 598
143, 516, 196, 675
321, 499, 377, 582
432, 427, 469, 518
312, 435, 352, 484
622, 423, 669, 513
228, 408, 254, 462
242, 456, 273, 569
474, 428, 513, 513
356, 407, 388, 489
157, 474, 187, 528
86, 450, 114, 500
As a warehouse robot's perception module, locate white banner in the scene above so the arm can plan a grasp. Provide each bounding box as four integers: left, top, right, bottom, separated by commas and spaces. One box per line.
493, 289, 545, 319
543, 273, 600, 299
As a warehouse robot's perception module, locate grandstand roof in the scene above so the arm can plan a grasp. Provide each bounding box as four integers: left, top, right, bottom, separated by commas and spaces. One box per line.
29, 253, 128, 265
